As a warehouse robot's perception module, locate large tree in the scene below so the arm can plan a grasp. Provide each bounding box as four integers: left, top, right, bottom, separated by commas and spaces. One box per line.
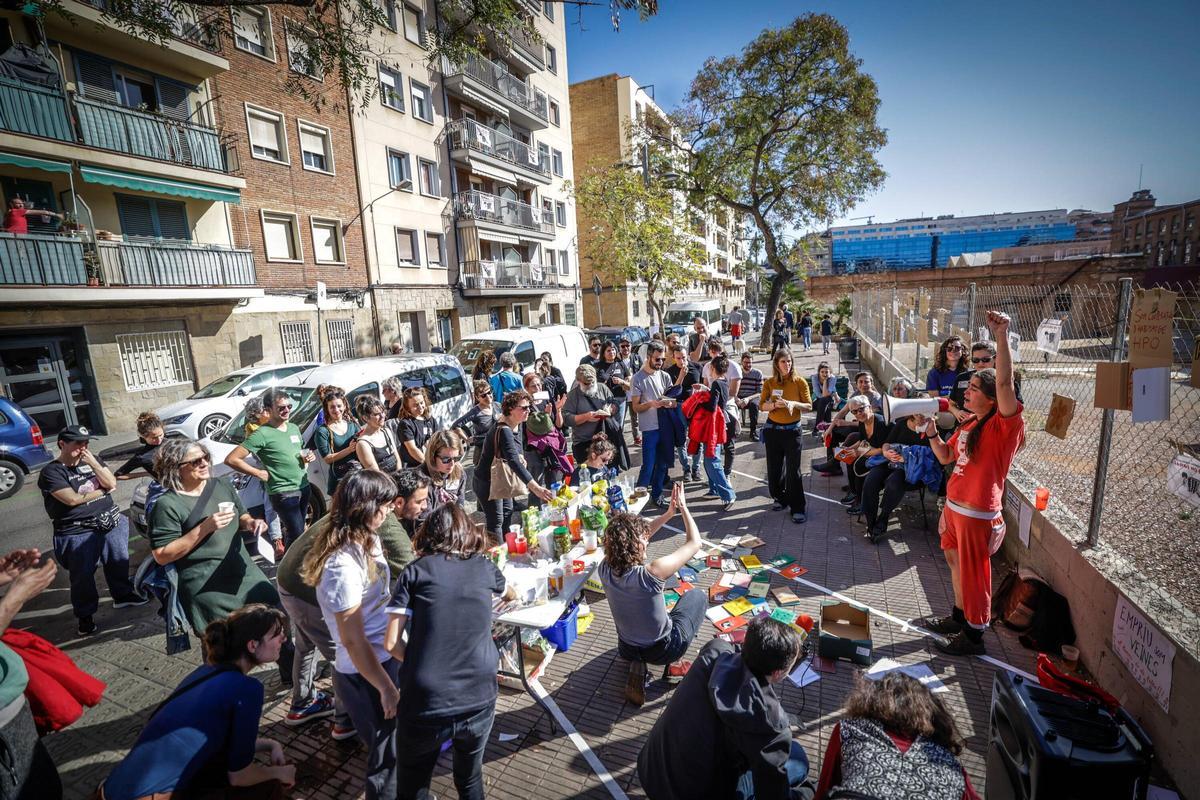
571, 158, 708, 329
25, 0, 658, 107
671, 13, 887, 348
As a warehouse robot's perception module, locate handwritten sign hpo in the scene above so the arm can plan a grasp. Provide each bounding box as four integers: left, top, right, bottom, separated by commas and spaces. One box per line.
1113, 594, 1176, 712
1128, 288, 1177, 369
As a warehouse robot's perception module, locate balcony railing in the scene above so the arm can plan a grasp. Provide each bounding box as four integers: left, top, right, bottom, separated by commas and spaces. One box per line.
509, 27, 545, 67
460, 259, 560, 291
76, 0, 221, 52
444, 54, 548, 123
76, 97, 226, 172
0, 77, 74, 142
453, 190, 555, 236
0, 233, 87, 285
445, 119, 548, 177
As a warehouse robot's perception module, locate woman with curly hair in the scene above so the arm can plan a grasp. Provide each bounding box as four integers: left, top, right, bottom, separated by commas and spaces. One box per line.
815, 672, 978, 799
925, 335, 967, 398
598, 484, 704, 706
471, 350, 497, 381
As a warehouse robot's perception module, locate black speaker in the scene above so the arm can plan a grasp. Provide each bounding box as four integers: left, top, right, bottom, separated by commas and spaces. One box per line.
986, 671, 1154, 800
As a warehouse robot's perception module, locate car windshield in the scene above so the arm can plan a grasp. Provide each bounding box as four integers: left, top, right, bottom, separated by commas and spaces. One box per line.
215, 387, 317, 445
190, 373, 247, 400
663, 311, 701, 325
449, 339, 512, 369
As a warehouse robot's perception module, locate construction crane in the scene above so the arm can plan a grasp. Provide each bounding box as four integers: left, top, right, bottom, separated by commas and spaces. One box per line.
846, 215, 875, 225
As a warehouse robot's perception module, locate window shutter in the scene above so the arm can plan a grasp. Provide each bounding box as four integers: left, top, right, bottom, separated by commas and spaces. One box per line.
116, 195, 156, 238
156, 80, 191, 121
233, 9, 263, 46
300, 127, 325, 157
74, 51, 118, 103
248, 113, 280, 151
156, 200, 190, 240
263, 215, 295, 259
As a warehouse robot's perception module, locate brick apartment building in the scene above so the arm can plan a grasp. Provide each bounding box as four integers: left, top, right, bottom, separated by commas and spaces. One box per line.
1111, 189, 1200, 283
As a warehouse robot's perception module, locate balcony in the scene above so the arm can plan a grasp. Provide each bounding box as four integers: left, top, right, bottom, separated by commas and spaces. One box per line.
0, 77, 74, 142
459, 259, 560, 296
443, 54, 549, 130
445, 119, 550, 185
75, 97, 227, 172
453, 190, 556, 240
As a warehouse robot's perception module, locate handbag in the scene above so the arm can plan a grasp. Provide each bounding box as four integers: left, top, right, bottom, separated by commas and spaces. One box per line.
488, 426, 529, 500
329, 428, 362, 480
83, 505, 120, 532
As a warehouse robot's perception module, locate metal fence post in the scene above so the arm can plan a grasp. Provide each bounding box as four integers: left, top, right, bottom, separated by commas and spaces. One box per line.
1086, 277, 1133, 547
889, 287, 897, 361
966, 282, 977, 338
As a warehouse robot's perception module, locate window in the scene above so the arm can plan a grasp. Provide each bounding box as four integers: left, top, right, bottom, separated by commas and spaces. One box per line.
115, 68, 158, 112
286, 26, 322, 78
279, 321, 315, 362
425, 232, 445, 266
403, 365, 466, 404
387, 149, 411, 189
1184, 239, 1193, 264
246, 105, 287, 163
545, 250, 556, 273
379, 65, 404, 111
418, 158, 440, 196
558, 249, 568, 275
541, 198, 553, 225
298, 121, 333, 173
564, 303, 576, 326
555, 201, 566, 227
410, 79, 433, 122
117, 330, 193, 391
551, 148, 563, 177
543, 1, 554, 19
311, 217, 344, 263
548, 100, 560, 126
632, 300, 639, 317
116, 195, 189, 240
546, 44, 557, 73
396, 228, 419, 265
537, 142, 550, 170
380, 0, 396, 29
261, 211, 301, 261
326, 319, 355, 362
402, 3, 423, 45
232, 6, 273, 59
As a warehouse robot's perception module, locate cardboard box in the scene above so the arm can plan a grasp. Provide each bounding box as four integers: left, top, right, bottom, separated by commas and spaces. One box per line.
1094, 362, 1132, 410
817, 600, 873, 665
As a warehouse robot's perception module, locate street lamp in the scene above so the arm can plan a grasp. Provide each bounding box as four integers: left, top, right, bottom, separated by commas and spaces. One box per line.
342, 180, 412, 234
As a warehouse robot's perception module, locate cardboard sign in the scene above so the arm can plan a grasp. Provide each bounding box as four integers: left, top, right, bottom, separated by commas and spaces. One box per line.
1008, 331, 1022, 362
918, 293, 930, 316
1094, 361, 1132, 410
1036, 319, 1063, 354
1045, 393, 1075, 438
1192, 343, 1200, 389
1131, 367, 1170, 423
1129, 288, 1177, 369
916, 320, 929, 346
1166, 453, 1200, 509
1113, 594, 1175, 712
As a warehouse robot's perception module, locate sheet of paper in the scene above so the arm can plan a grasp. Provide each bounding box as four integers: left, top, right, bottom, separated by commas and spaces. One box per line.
865, 658, 948, 693
706, 605, 730, 624
1018, 501, 1033, 548
1131, 367, 1170, 423
720, 535, 742, 548
256, 533, 276, 565
787, 658, 821, 688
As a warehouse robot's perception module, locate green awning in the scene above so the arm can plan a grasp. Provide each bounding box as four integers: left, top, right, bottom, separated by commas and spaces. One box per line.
0, 152, 71, 174
79, 166, 240, 203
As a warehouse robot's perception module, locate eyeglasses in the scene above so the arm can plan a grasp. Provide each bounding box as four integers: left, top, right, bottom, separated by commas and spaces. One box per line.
652, 358, 665, 364
516, 405, 532, 411
477, 390, 493, 397
437, 455, 463, 464
274, 404, 293, 411
851, 407, 868, 415
971, 356, 994, 364
182, 454, 211, 468
947, 345, 965, 352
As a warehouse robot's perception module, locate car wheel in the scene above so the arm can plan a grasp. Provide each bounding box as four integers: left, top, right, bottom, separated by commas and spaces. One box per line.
0, 459, 24, 500
306, 489, 326, 527
198, 414, 230, 439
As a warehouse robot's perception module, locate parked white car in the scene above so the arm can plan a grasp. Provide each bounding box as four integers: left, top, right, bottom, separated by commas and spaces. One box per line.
449, 324, 590, 375
156, 363, 321, 440
131, 354, 471, 533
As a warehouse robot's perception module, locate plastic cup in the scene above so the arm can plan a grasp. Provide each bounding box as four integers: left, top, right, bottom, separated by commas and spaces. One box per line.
1061, 644, 1079, 671
569, 518, 582, 542
1035, 487, 1050, 511
217, 501, 235, 516
549, 568, 564, 594
505, 531, 518, 553
583, 529, 598, 553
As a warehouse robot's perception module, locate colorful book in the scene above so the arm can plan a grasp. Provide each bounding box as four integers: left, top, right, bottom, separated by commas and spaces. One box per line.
678, 567, 698, 582
740, 555, 764, 572
713, 615, 749, 633
770, 607, 798, 625
723, 597, 755, 617
675, 580, 695, 594
730, 573, 752, 588
780, 563, 809, 579
707, 552, 723, 569
708, 584, 732, 604
739, 535, 766, 548
770, 553, 798, 568
718, 573, 737, 588
721, 559, 738, 573
725, 586, 749, 600
685, 559, 707, 574
771, 587, 801, 606
731, 547, 752, 558
663, 591, 680, 612
748, 573, 772, 598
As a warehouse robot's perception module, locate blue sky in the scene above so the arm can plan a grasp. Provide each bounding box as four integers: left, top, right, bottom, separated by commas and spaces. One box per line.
565, 0, 1200, 230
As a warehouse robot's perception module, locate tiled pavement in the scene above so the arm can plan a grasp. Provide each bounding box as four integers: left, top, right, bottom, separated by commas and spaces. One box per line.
22, 342, 1038, 799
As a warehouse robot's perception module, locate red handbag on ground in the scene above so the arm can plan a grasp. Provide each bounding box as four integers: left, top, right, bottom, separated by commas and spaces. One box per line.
3, 628, 106, 734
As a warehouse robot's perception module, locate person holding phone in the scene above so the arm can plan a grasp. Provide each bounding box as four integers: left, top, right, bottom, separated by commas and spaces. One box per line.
630, 342, 676, 507
760, 350, 813, 524
562, 364, 616, 466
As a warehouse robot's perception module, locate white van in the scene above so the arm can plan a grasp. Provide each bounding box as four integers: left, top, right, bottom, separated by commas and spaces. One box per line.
449, 324, 589, 376
664, 300, 724, 337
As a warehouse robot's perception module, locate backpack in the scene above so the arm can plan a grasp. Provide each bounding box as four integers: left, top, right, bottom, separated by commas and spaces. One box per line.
992, 567, 1077, 654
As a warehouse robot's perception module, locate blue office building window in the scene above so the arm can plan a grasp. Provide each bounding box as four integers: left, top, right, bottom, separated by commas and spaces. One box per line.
832, 222, 1076, 274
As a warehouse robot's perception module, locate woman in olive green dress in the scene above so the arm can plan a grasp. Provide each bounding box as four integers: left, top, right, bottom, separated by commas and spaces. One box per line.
149, 438, 280, 633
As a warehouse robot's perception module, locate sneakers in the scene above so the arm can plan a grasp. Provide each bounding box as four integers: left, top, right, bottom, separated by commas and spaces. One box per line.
701, 491, 718, 499
867, 522, 888, 543
331, 721, 358, 741
690, 472, 702, 483
935, 629, 986, 656
112, 594, 150, 609
664, 660, 692, 684
911, 613, 963, 636
721, 500, 736, 512
286, 691, 336, 725
846, 504, 862, 515
839, 493, 857, 505
625, 661, 648, 706
771, 501, 787, 511
77, 616, 97, 636
791, 512, 807, 524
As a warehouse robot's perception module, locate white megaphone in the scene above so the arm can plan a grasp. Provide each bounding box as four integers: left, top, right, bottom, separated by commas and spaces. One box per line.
883, 394, 949, 423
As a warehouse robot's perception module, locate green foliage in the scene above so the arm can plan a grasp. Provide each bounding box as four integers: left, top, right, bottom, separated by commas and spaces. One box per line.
671, 13, 887, 347
570, 159, 708, 325
832, 294, 853, 333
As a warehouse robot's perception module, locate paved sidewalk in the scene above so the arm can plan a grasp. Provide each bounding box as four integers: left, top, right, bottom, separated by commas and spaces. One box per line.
19, 341, 1038, 799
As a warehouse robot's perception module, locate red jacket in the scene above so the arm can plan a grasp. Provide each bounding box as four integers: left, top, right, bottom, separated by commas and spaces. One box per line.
682, 388, 727, 458
2, 628, 106, 734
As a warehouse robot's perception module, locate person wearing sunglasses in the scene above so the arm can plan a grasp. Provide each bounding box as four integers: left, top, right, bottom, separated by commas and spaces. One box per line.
925, 336, 967, 399
836, 397, 888, 515
474, 390, 556, 535
452, 380, 501, 469
949, 341, 1024, 424
419, 431, 466, 516
225, 387, 314, 551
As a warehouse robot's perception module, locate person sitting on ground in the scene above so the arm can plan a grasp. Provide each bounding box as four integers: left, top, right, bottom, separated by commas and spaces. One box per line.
810, 362, 839, 432
814, 372, 881, 476
100, 605, 296, 800
452, 380, 500, 468
838, 395, 888, 516
925, 336, 967, 399
638, 616, 813, 800
888, 376, 916, 399
736, 352, 765, 440
859, 413, 933, 543
572, 436, 616, 486
489, 351, 524, 403
599, 484, 705, 706
814, 672, 980, 800
419, 430, 466, 516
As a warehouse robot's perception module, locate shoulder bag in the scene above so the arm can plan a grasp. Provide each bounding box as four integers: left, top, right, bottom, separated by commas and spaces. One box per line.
328, 427, 362, 480
489, 426, 529, 501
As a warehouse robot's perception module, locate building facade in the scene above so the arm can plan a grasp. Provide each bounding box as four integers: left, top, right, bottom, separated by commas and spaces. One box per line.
1110, 189, 1200, 282
569, 73, 745, 329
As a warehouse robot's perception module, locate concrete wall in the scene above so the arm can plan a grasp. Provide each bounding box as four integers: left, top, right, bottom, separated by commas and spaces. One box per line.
853, 327, 1200, 797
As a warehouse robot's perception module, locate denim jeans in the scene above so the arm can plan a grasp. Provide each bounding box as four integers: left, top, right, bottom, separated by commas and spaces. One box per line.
334, 659, 402, 800
52, 516, 135, 619
703, 446, 736, 503
278, 588, 353, 730
735, 740, 811, 799
269, 484, 311, 548
801, 327, 812, 349
396, 703, 495, 800
617, 588, 707, 666
635, 429, 670, 501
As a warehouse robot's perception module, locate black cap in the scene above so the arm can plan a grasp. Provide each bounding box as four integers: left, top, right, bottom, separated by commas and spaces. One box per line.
57, 425, 94, 442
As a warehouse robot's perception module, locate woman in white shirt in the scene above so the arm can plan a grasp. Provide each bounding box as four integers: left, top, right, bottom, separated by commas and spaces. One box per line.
301, 470, 400, 800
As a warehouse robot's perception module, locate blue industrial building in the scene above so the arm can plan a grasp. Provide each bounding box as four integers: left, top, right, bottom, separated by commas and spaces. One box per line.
830, 210, 1078, 274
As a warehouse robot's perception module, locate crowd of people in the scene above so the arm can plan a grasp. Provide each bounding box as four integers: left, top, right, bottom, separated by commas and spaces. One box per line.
10, 305, 1023, 800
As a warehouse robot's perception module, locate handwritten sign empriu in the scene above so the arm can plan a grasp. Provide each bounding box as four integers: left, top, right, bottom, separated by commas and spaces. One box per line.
1113, 594, 1176, 713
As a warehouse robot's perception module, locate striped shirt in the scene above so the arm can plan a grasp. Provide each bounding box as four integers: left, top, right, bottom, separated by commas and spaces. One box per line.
738, 368, 764, 399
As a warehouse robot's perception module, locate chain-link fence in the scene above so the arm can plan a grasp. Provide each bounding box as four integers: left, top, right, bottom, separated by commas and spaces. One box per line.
849, 280, 1200, 614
